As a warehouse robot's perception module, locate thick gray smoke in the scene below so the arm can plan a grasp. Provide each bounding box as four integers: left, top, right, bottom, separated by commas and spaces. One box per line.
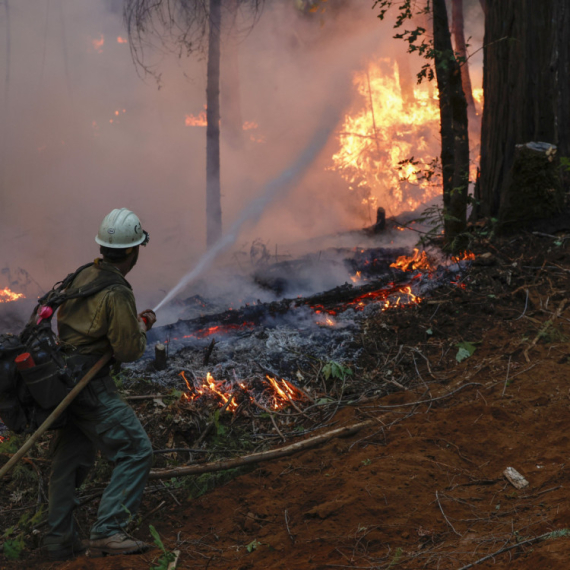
0, 0, 484, 318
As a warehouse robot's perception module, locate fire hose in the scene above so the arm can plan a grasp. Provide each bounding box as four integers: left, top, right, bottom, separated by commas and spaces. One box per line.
0, 350, 113, 479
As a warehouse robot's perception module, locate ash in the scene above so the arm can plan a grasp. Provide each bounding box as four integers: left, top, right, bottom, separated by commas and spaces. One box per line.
125, 305, 364, 392
124, 253, 471, 394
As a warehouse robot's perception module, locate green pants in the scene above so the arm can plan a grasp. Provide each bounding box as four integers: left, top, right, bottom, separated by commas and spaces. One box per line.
44, 378, 153, 550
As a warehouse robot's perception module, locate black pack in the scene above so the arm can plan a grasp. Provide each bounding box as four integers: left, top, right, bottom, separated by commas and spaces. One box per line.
0, 262, 129, 434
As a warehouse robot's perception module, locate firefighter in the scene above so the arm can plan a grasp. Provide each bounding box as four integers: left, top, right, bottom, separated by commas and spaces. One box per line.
43, 208, 157, 560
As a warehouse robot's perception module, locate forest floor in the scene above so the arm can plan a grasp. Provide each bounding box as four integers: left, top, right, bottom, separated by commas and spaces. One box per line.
2, 232, 570, 570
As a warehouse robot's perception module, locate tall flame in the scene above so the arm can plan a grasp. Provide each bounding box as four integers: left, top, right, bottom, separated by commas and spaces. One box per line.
331, 59, 442, 216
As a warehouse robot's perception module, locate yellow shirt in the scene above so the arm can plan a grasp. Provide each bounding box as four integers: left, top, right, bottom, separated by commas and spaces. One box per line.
57, 261, 147, 362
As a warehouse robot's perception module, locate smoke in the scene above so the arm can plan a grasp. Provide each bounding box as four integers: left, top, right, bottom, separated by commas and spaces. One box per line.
0, 0, 484, 320
154, 102, 347, 312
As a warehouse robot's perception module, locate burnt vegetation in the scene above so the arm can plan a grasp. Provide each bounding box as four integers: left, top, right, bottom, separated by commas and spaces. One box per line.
2, 0, 570, 568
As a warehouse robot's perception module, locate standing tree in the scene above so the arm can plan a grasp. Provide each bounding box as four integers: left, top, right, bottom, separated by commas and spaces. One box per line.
432, 0, 469, 247
125, 0, 263, 247
221, 0, 245, 150
477, 0, 570, 226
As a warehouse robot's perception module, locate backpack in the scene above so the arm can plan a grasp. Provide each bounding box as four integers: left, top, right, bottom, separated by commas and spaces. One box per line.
0, 262, 129, 434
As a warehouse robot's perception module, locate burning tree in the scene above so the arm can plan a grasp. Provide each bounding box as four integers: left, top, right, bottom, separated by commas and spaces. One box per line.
124, 0, 264, 247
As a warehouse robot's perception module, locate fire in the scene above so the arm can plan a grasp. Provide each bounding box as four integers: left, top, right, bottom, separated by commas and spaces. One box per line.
0, 288, 25, 303
184, 114, 262, 141
178, 371, 305, 412
92, 35, 104, 53
330, 59, 442, 216
350, 270, 362, 283
117, 36, 128, 44
451, 251, 476, 264
316, 314, 336, 327
346, 283, 421, 312
165, 322, 255, 344
265, 376, 305, 410
390, 248, 433, 272
185, 110, 207, 127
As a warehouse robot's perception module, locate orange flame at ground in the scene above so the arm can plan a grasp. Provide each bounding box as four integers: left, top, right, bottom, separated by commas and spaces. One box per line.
331, 59, 442, 216
451, 251, 476, 264
178, 371, 305, 412
0, 288, 25, 303
117, 36, 128, 44
390, 248, 433, 272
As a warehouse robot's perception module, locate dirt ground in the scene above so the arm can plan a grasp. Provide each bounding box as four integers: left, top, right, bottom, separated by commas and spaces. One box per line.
3, 234, 570, 569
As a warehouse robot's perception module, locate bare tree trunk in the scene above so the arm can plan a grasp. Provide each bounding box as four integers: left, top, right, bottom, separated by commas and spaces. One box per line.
221, 0, 244, 150
432, 0, 470, 248
479, 0, 487, 17
451, 0, 475, 113
206, 0, 222, 247
479, 0, 570, 220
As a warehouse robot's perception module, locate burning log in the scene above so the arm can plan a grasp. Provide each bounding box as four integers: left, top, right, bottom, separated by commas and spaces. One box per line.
148, 420, 374, 480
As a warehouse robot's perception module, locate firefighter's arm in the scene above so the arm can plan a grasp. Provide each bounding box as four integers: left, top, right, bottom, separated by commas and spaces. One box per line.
105, 287, 147, 362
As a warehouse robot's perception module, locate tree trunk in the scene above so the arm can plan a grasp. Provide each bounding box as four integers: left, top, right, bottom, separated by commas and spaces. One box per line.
221, 0, 244, 150
451, 0, 476, 114
432, 0, 470, 248
206, 0, 222, 247
479, 0, 570, 220
479, 0, 487, 17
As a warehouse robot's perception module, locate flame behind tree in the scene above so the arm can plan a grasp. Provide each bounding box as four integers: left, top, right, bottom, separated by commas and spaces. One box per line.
331, 59, 442, 217
125, 0, 264, 248
375, 0, 470, 251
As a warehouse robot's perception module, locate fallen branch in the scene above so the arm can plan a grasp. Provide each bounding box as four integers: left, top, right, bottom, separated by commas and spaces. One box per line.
149, 420, 373, 480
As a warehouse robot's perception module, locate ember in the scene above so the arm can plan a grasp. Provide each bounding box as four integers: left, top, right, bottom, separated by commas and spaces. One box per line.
346, 283, 421, 312
452, 252, 476, 264
166, 322, 255, 343
0, 288, 25, 303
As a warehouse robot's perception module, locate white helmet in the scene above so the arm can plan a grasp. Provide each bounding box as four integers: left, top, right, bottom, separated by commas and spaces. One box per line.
95, 208, 149, 248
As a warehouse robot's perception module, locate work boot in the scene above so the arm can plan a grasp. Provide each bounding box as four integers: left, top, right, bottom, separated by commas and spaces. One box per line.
87, 532, 152, 557
45, 538, 87, 561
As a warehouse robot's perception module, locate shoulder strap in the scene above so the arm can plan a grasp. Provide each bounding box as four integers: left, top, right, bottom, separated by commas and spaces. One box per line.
21, 262, 131, 342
